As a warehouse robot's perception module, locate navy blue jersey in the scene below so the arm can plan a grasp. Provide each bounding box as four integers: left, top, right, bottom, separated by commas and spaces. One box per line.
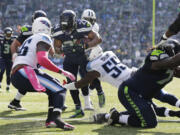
124, 49, 174, 99
0, 34, 16, 59
16, 25, 32, 44
53, 19, 92, 56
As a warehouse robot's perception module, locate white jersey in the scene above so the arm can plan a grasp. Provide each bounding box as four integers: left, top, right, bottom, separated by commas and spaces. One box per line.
92, 22, 99, 33
86, 51, 133, 88
13, 33, 53, 69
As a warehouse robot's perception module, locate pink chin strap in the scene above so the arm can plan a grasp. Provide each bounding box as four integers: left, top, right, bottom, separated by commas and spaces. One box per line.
23, 66, 46, 92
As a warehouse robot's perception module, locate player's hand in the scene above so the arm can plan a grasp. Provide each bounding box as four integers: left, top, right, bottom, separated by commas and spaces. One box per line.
12, 53, 17, 62
61, 70, 76, 81
63, 82, 76, 90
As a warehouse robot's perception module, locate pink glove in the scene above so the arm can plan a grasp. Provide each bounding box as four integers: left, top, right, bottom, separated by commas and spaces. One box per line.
61, 70, 76, 81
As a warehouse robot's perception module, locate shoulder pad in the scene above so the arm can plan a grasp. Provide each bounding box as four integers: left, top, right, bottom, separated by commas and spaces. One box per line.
52, 26, 63, 37
150, 49, 169, 61
0, 34, 4, 39
21, 25, 32, 32
40, 34, 52, 45
77, 19, 92, 33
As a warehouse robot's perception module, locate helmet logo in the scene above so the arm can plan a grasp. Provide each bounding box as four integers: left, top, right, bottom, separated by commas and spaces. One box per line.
40, 20, 50, 28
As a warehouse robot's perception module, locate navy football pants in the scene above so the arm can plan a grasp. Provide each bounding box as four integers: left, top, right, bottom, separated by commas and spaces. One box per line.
0, 59, 12, 85
118, 84, 157, 128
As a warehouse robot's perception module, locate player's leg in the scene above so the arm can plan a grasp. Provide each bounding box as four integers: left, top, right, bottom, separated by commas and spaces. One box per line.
154, 89, 180, 107
63, 58, 84, 118
36, 70, 74, 130
79, 62, 93, 110
5, 60, 12, 92
0, 58, 5, 91
90, 78, 105, 108
115, 85, 157, 128
152, 102, 180, 118
8, 69, 33, 110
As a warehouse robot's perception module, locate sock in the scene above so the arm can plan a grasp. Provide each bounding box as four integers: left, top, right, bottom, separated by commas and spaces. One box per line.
46, 107, 53, 122
105, 113, 110, 119
119, 115, 129, 125
15, 92, 24, 101
175, 100, 180, 108
53, 109, 62, 119
84, 95, 92, 107
164, 109, 170, 117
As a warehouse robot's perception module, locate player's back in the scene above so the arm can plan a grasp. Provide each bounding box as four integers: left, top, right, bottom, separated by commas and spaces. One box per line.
13, 33, 52, 69
87, 51, 133, 88
124, 49, 174, 99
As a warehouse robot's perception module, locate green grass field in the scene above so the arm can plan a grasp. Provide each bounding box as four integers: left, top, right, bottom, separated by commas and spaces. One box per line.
0, 70, 180, 135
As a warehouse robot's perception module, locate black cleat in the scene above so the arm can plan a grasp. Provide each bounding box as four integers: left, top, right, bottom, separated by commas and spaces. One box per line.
93, 113, 108, 124
62, 105, 68, 112
6, 87, 10, 92
8, 100, 26, 111
108, 108, 120, 125
55, 118, 75, 130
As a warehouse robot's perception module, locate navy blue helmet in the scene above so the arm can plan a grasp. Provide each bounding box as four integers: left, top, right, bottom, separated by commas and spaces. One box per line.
32, 10, 47, 22
59, 10, 76, 32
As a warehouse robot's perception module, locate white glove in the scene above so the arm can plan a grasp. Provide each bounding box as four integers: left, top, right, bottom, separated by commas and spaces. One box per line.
63, 82, 76, 90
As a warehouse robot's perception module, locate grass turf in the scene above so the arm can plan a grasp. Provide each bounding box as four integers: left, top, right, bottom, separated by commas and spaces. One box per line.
0, 69, 180, 135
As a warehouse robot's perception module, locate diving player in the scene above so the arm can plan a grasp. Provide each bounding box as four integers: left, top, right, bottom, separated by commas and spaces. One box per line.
0, 27, 16, 92
81, 9, 105, 108
53, 10, 102, 118
64, 42, 180, 127
9, 17, 75, 130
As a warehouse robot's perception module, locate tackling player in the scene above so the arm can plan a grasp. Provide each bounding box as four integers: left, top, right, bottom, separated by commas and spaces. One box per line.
9, 17, 75, 130
53, 10, 102, 118
64, 42, 180, 127
0, 27, 16, 92
81, 9, 105, 108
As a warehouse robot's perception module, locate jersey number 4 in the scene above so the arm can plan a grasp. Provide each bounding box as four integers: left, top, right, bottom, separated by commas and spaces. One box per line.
18, 38, 32, 56
102, 57, 126, 78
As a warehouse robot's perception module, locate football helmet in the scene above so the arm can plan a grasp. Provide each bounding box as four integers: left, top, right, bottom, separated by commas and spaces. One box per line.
4, 27, 13, 39
81, 9, 96, 25
59, 10, 76, 32
85, 45, 103, 61
32, 17, 51, 36
32, 10, 47, 22
158, 38, 180, 56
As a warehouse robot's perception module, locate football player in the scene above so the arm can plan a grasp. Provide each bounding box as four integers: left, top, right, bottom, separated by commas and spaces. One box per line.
8, 10, 55, 110
9, 17, 75, 130
53, 10, 102, 118
81, 9, 105, 108
64, 42, 180, 128
0, 27, 16, 92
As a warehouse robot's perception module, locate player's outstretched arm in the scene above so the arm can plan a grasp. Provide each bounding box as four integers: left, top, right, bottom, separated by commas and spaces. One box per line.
64, 71, 100, 90
36, 41, 75, 81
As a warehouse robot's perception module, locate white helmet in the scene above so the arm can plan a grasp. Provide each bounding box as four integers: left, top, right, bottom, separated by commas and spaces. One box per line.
85, 45, 103, 61
81, 9, 96, 24
32, 17, 51, 36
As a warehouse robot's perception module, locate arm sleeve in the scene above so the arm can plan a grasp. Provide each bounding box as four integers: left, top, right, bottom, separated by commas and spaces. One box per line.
37, 51, 60, 73
168, 13, 180, 34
